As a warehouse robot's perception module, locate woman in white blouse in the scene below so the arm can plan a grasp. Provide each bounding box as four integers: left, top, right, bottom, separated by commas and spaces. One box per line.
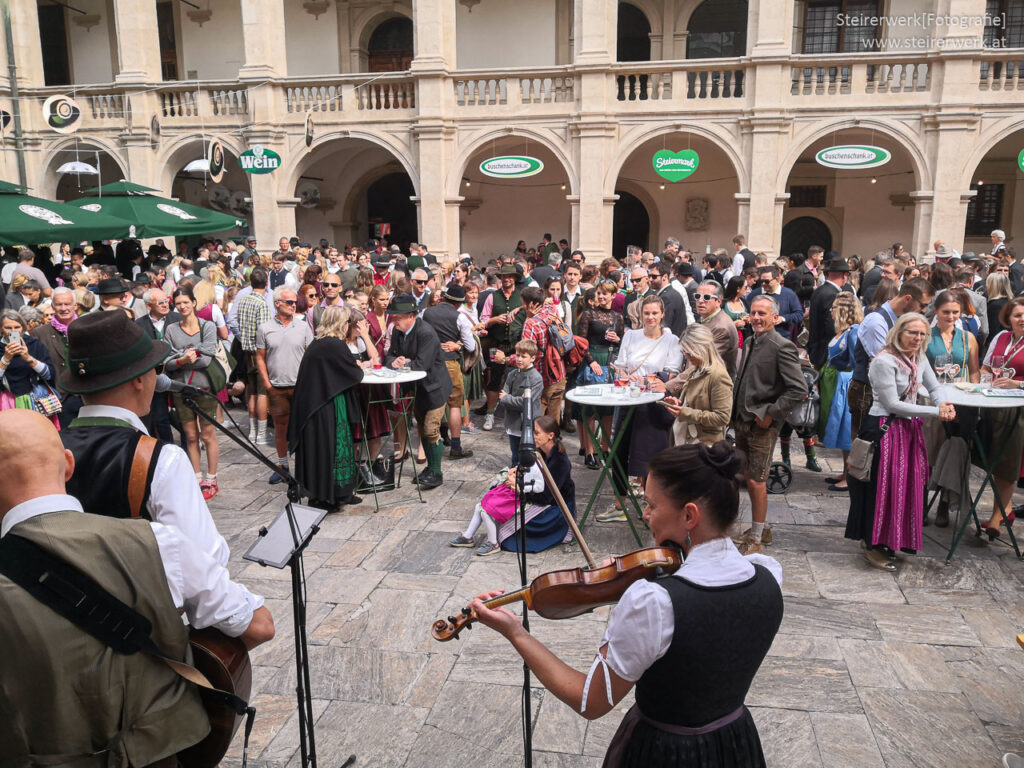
471, 442, 784, 768
600, 294, 682, 522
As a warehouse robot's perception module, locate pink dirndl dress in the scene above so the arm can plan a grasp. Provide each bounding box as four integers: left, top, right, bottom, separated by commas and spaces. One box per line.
872, 356, 929, 553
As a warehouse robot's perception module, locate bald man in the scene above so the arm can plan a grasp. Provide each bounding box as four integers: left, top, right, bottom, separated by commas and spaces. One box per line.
0, 409, 274, 763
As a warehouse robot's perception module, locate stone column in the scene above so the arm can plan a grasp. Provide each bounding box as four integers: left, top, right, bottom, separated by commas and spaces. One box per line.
738, 117, 791, 256
572, 0, 617, 262
112, 0, 161, 83
239, 0, 288, 79
7, 0, 44, 90
922, 113, 980, 259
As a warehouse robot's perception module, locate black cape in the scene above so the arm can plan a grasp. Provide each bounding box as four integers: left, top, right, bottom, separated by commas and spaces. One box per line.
287, 337, 364, 505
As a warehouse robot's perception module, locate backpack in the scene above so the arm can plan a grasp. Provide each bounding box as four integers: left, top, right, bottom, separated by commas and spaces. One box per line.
786, 367, 820, 429
546, 312, 576, 355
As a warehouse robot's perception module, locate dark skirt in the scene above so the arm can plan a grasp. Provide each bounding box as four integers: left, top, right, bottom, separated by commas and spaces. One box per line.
351, 384, 390, 441
500, 501, 575, 553
845, 414, 882, 544
610, 706, 766, 768
612, 400, 674, 495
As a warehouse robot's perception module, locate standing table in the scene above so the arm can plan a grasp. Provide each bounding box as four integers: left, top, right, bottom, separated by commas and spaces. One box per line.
360, 368, 426, 510
566, 383, 664, 546
933, 386, 1023, 563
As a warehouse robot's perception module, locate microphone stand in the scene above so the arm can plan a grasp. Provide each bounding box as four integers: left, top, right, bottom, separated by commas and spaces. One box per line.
179, 390, 346, 768
515, 391, 536, 768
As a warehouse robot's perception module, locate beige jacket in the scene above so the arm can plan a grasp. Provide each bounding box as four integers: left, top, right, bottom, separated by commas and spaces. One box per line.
667, 359, 735, 445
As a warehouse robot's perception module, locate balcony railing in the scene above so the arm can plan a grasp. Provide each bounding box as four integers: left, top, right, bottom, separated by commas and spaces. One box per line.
978, 53, 1024, 89
610, 61, 746, 106
789, 53, 932, 97
159, 84, 249, 119
453, 68, 575, 110
284, 73, 416, 113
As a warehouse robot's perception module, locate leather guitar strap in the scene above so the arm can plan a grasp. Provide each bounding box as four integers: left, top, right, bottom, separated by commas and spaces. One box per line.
0, 534, 256, 763
128, 435, 158, 519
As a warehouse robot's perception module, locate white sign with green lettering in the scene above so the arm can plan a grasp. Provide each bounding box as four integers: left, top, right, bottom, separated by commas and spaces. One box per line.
815, 145, 890, 170
239, 145, 281, 174
479, 156, 544, 179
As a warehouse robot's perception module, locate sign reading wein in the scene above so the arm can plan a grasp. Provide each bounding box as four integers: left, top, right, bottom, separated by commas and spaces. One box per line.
239, 146, 281, 174
815, 145, 891, 170
479, 156, 544, 179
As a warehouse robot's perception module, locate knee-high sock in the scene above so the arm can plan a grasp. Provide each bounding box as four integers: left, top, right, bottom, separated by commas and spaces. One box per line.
463, 503, 497, 544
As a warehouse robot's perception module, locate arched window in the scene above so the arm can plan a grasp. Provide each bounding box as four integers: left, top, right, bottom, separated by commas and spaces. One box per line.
617, 3, 651, 62
686, 0, 748, 59
368, 18, 414, 72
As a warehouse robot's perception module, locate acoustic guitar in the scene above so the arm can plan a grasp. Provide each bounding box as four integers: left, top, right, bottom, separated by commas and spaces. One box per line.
178, 627, 254, 768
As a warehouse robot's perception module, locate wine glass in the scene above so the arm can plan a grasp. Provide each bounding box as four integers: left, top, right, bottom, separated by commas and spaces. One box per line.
934, 354, 951, 384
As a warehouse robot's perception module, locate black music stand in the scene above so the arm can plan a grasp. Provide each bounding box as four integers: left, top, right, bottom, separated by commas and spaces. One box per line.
181, 391, 356, 768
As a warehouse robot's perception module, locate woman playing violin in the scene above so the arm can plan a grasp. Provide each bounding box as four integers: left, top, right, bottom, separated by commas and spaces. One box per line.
470, 442, 784, 768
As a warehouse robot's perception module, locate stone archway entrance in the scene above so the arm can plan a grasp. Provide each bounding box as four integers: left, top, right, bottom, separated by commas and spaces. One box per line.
612, 189, 651, 257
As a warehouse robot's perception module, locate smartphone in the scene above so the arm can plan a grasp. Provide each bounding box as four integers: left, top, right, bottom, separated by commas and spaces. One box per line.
7, 331, 20, 344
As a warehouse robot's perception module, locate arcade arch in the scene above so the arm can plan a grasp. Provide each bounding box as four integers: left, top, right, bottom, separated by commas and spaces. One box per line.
962, 128, 1024, 256
42, 142, 127, 203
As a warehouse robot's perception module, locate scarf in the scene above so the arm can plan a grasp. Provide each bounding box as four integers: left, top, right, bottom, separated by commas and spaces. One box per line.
50, 315, 71, 336
884, 349, 919, 402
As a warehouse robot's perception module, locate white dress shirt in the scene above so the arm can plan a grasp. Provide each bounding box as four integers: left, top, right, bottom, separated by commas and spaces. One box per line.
2, 494, 262, 637
74, 404, 230, 566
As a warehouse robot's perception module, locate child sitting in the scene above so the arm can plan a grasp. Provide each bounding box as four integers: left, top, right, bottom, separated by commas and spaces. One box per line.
495, 339, 544, 467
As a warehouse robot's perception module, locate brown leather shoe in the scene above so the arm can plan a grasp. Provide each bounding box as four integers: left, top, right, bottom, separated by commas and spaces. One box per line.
864, 548, 896, 571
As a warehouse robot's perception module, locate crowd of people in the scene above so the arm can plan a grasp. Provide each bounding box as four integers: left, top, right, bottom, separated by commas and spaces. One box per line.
3, 227, 1024, 768
1, 230, 1022, 565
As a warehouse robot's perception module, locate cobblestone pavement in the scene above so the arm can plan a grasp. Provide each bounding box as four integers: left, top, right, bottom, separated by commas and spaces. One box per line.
211, 407, 1024, 768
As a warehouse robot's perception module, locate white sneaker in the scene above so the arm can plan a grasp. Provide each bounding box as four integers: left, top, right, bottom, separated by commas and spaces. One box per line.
482, 413, 495, 431
256, 432, 272, 446
248, 426, 257, 443
596, 508, 627, 522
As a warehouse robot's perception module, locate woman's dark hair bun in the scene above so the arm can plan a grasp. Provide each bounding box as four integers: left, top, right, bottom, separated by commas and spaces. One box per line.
699, 441, 745, 482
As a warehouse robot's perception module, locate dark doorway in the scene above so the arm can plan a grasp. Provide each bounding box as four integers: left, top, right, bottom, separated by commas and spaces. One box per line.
686, 0, 748, 58
368, 18, 414, 72
781, 216, 833, 259
617, 3, 651, 62
366, 173, 417, 251
39, 4, 70, 86
157, 1, 179, 80
613, 190, 650, 260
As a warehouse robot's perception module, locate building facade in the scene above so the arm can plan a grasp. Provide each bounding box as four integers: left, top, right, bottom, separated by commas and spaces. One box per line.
4, 0, 1023, 262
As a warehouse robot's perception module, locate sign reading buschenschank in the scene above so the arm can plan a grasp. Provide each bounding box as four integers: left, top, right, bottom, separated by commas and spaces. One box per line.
479, 156, 544, 179
815, 145, 891, 170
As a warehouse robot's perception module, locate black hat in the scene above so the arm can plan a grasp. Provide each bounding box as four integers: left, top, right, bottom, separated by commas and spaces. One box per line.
96, 278, 128, 295
387, 292, 417, 315
372, 252, 391, 268
442, 284, 466, 302
154, 258, 171, 269
60, 310, 170, 395
498, 263, 518, 277
134, 273, 153, 285
823, 257, 851, 273
962, 252, 980, 262
674, 262, 694, 277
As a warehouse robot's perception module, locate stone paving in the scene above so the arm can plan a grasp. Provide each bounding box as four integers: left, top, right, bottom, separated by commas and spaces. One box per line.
210, 408, 1024, 768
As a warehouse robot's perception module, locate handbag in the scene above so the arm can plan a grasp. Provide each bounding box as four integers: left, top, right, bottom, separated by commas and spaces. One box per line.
480, 483, 518, 525
577, 363, 610, 386
31, 378, 62, 417
847, 421, 890, 482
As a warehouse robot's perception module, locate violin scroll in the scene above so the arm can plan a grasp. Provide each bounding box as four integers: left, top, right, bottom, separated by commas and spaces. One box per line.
431, 606, 475, 642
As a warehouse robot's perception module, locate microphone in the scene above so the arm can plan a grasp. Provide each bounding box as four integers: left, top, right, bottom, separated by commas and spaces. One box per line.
518, 387, 536, 468
154, 374, 204, 396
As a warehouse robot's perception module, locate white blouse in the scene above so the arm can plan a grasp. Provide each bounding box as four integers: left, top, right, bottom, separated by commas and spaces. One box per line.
615, 328, 683, 377
581, 538, 782, 710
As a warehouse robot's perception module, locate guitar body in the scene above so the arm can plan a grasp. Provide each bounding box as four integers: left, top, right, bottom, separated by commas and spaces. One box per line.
178, 628, 253, 768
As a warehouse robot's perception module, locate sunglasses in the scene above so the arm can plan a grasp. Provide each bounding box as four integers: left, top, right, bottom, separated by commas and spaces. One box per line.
695, 293, 719, 301
323, 282, 341, 287
278, 299, 297, 306
413, 279, 428, 285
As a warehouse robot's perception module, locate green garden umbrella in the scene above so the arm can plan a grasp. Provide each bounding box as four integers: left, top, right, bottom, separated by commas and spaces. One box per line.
73, 184, 246, 237
0, 180, 137, 244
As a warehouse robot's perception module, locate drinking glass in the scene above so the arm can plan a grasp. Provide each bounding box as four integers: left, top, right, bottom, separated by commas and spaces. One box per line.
934, 354, 951, 384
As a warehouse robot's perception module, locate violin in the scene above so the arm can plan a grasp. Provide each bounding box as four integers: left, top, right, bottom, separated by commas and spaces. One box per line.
430, 546, 683, 642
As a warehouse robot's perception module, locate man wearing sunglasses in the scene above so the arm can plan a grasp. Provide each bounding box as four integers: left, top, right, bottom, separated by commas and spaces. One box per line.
624, 268, 653, 330
411, 268, 432, 314
744, 265, 803, 341
308, 274, 346, 334
696, 281, 738, 378
256, 287, 313, 484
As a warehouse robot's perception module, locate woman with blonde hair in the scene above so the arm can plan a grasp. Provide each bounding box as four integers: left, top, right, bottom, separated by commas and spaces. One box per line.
288, 304, 366, 511
846, 312, 956, 570
663, 324, 734, 446
73, 287, 95, 315
820, 292, 865, 492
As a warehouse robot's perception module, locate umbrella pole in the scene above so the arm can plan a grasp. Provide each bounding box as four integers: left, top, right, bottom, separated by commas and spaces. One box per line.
2, 2, 27, 188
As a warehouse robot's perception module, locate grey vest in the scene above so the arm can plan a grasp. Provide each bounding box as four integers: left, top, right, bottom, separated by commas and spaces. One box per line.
0, 511, 209, 766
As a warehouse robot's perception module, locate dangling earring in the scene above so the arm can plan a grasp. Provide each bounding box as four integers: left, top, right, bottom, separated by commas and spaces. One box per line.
684, 533, 692, 550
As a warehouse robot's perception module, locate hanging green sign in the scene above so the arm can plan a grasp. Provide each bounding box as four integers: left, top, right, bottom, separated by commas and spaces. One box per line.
815, 145, 890, 170
653, 149, 699, 182
1018, 148, 1024, 173
238, 145, 281, 174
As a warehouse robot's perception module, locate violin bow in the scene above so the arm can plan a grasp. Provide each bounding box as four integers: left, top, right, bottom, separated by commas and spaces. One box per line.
535, 454, 597, 569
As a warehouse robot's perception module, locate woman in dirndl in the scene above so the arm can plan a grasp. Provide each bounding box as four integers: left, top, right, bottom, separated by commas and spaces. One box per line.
459, 281, 485, 432
345, 307, 391, 489
820, 293, 864, 492
468, 441, 783, 768
845, 313, 957, 571
0, 309, 58, 428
